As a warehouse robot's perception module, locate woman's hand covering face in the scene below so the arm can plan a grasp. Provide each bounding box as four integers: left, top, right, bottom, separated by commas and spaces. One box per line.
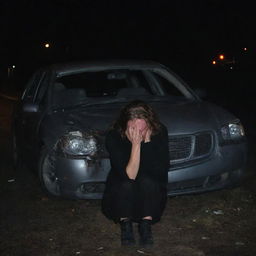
144, 128, 152, 143
126, 119, 150, 143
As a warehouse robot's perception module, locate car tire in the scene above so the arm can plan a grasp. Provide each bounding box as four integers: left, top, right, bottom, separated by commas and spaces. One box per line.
39, 147, 61, 197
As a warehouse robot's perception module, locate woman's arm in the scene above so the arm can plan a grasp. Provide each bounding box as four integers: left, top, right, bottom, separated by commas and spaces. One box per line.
141, 125, 170, 183
125, 126, 143, 180
106, 127, 143, 180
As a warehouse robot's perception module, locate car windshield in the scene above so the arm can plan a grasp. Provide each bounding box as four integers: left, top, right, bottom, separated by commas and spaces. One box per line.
52, 69, 187, 108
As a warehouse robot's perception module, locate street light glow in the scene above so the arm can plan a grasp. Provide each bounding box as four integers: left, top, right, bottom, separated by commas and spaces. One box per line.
219, 54, 224, 60
212, 60, 216, 65
45, 43, 50, 48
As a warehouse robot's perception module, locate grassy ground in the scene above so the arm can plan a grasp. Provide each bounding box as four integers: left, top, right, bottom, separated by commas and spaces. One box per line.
1, 97, 256, 256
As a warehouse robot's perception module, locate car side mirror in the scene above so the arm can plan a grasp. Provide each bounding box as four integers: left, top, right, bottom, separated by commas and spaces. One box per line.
194, 88, 207, 99
22, 103, 39, 113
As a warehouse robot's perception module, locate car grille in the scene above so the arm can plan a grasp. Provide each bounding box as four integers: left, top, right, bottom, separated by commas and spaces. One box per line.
169, 132, 214, 166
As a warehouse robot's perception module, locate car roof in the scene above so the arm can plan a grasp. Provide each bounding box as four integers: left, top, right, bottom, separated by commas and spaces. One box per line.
48, 60, 166, 77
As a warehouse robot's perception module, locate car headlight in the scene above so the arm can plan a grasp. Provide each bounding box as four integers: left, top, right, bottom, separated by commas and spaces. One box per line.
221, 122, 245, 140
58, 131, 97, 156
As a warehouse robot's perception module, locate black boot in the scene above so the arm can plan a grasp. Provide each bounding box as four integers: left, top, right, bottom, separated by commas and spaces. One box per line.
138, 219, 154, 246
120, 219, 135, 246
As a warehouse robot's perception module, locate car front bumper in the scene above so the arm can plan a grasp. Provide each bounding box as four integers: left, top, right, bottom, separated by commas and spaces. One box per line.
167, 141, 248, 195
54, 141, 248, 199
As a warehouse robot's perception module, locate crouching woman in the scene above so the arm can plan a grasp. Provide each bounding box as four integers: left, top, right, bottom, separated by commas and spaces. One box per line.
101, 100, 170, 246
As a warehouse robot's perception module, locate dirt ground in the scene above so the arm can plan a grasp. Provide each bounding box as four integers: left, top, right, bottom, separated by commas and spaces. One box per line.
1, 97, 256, 256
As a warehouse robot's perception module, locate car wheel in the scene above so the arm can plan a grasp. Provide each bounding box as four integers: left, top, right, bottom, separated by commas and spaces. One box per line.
39, 148, 61, 197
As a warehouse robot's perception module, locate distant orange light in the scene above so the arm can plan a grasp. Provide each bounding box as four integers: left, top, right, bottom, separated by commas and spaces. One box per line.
219, 54, 224, 60
212, 60, 216, 65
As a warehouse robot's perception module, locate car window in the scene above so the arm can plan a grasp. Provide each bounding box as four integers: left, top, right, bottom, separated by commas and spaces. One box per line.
34, 73, 50, 105
22, 71, 45, 102
151, 72, 184, 97
53, 70, 154, 106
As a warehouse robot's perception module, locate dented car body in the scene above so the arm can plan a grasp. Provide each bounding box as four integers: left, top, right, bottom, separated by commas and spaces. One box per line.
13, 60, 248, 199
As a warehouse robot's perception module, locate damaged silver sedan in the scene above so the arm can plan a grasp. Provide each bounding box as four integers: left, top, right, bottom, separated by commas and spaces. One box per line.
12, 61, 248, 199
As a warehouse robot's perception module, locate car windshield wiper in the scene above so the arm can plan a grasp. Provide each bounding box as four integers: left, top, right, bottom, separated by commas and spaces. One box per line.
54, 97, 130, 110
51, 95, 191, 111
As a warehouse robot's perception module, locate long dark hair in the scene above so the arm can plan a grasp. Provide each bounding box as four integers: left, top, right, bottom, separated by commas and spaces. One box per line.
113, 100, 161, 138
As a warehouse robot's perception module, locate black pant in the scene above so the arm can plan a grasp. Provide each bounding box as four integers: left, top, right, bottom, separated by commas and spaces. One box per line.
102, 175, 167, 224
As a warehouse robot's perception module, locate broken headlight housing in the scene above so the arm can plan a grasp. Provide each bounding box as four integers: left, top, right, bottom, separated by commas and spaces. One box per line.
57, 131, 97, 156
221, 121, 245, 141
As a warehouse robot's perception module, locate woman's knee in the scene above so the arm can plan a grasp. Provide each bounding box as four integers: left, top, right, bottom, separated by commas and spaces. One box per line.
137, 176, 156, 188
119, 179, 136, 193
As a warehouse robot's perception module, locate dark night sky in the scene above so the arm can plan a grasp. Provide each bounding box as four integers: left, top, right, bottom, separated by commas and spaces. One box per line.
0, 0, 255, 74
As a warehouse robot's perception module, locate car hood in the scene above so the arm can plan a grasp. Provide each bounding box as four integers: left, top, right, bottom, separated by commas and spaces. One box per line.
41, 99, 237, 146
152, 101, 237, 134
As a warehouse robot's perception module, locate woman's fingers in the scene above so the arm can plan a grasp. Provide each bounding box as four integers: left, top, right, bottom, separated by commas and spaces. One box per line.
145, 129, 151, 142
129, 126, 134, 137
126, 126, 136, 142
129, 127, 141, 143
126, 125, 144, 144
134, 127, 143, 143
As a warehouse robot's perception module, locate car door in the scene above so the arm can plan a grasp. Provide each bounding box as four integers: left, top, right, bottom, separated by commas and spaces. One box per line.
15, 70, 50, 164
